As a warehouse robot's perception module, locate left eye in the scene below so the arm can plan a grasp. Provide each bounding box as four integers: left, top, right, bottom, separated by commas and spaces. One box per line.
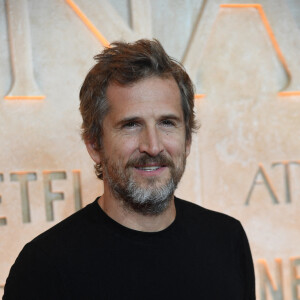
161, 120, 175, 126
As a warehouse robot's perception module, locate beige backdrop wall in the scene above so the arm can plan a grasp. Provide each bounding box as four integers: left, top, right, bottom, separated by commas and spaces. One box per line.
0, 0, 300, 299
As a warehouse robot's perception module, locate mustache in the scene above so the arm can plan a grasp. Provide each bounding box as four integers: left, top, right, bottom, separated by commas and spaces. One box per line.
126, 153, 174, 168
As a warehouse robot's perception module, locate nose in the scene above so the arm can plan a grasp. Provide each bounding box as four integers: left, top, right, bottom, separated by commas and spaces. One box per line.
139, 126, 164, 157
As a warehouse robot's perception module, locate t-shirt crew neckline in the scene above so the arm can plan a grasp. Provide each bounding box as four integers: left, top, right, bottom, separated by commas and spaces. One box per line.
93, 196, 181, 242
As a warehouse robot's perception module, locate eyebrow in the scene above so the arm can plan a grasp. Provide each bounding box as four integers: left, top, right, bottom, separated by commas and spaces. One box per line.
159, 114, 182, 122
115, 116, 141, 128
118, 114, 182, 123
115, 114, 183, 128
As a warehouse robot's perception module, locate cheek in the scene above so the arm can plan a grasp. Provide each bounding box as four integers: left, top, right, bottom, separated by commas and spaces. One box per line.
110, 136, 139, 160
164, 137, 187, 156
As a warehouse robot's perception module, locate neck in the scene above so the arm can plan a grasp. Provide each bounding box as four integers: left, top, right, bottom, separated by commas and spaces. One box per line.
98, 186, 176, 232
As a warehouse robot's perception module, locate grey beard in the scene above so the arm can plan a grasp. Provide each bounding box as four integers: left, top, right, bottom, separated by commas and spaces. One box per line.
101, 152, 186, 215
111, 176, 176, 215
114, 178, 176, 215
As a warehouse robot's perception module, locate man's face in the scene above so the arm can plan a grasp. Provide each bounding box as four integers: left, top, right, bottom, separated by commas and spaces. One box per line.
88, 76, 191, 215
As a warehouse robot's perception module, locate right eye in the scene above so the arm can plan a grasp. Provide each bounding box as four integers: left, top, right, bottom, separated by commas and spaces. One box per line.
123, 121, 139, 129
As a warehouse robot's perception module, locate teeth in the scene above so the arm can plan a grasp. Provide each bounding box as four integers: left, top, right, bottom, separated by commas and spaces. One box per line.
137, 166, 160, 171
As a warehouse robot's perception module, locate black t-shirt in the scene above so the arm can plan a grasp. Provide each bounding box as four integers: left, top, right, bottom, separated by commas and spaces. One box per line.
4, 197, 255, 299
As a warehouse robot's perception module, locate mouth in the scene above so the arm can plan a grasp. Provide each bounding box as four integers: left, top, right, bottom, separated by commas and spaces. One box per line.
133, 165, 167, 175
126, 154, 172, 176
135, 166, 163, 172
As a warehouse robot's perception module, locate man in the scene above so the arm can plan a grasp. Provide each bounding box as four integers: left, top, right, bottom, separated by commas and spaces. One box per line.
4, 39, 255, 299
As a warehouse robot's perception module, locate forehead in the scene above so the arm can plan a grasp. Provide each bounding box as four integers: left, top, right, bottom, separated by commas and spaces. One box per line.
105, 76, 183, 119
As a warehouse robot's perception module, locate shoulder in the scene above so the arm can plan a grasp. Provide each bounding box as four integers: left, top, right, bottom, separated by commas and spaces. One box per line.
174, 197, 253, 264
4, 200, 101, 298
175, 197, 243, 234
28, 199, 100, 254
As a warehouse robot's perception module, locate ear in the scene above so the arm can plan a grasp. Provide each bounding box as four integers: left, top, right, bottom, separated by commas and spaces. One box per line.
85, 141, 101, 164
185, 139, 191, 158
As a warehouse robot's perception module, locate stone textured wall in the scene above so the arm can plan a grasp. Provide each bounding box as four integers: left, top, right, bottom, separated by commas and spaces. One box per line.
0, 0, 300, 299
